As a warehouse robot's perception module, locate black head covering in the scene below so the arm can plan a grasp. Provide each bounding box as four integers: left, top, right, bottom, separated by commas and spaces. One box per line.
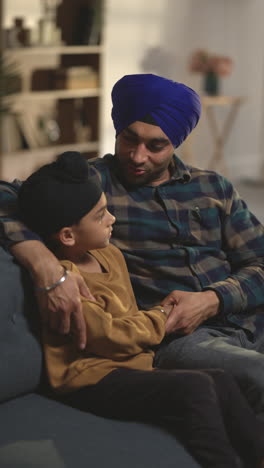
18, 151, 102, 238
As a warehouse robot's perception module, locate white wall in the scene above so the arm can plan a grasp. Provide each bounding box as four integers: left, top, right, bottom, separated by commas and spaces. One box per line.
101, 0, 166, 155
101, 0, 264, 180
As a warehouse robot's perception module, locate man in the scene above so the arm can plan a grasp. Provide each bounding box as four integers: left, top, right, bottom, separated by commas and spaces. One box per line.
1, 73, 264, 412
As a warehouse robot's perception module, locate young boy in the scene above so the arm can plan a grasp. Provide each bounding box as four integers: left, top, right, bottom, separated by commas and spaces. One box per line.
18, 151, 264, 468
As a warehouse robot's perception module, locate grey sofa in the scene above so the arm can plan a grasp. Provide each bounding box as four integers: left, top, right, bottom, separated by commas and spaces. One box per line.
0, 247, 200, 468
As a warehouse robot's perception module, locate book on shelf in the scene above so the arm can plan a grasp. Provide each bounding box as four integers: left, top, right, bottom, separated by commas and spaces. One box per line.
55, 67, 99, 90
88, 0, 103, 45
1, 110, 59, 152
1, 113, 24, 153
31, 69, 56, 92
15, 112, 41, 149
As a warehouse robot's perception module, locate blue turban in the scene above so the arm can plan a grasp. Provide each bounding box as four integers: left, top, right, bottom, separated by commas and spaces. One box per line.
111, 74, 201, 148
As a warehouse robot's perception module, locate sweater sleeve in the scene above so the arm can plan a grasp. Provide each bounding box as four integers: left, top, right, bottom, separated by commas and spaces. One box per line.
80, 299, 166, 359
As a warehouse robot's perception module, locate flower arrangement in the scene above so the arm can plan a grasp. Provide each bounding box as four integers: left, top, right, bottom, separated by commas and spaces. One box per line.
189, 49, 233, 77
189, 49, 233, 95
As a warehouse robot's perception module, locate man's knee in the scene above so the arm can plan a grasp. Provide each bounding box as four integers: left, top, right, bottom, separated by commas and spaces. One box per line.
155, 330, 264, 376
154, 333, 219, 370
154, 332, 203, 368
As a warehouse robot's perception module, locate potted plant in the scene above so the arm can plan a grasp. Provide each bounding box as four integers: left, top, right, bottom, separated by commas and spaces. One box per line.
189, 49, 233, 95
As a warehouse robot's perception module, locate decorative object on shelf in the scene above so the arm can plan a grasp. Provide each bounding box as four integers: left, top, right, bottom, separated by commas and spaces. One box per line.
189, 49, 233, 96
203, 71, 219, 96
4, 2, 63, 48
39, 0, 63, 46
4, 17, 30, 48
38, 115, 61, 144
55, 66, 98, 90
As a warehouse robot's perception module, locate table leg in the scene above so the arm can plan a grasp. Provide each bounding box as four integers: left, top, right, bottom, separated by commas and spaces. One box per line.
205, 101, 242, 175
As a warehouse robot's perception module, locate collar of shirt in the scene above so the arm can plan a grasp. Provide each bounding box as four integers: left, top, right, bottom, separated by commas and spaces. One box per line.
169, 155, 191, 184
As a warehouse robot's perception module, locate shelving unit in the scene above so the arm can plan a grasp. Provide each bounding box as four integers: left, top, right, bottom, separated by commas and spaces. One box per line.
1, 0, 104, 180
11, 87, 101, 102
6, 45, 102, 55
2, 139, 99, 158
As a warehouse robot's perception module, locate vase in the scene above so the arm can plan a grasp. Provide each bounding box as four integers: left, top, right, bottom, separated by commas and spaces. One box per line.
203, 71, 219, 96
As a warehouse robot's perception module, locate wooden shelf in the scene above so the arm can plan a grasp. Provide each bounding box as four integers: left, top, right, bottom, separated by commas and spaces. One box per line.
2, 141, 99, 159
5, 45, 104, 56
12, 88, 101, 102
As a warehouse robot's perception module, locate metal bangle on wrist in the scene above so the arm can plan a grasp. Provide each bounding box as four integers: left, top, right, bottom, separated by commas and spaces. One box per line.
153, 306, 166, 314
35, 266, 68, 293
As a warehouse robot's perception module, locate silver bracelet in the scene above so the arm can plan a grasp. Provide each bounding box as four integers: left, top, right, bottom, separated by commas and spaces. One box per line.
153, 306, 166, 314
36, 266, 69, 292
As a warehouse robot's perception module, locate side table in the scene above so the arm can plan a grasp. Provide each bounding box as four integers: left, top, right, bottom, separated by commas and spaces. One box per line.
202, 95, 245, 175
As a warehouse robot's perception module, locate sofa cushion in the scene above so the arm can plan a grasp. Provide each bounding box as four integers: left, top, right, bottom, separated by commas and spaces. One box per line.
0, 393, 200, 468
0, 247, 43, 402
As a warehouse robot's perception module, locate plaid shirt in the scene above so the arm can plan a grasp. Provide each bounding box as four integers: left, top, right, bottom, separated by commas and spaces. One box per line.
1, 154, 264, 335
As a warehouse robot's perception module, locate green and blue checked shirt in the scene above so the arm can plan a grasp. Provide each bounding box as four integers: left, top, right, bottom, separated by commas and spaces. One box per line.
1, 154, 264, 336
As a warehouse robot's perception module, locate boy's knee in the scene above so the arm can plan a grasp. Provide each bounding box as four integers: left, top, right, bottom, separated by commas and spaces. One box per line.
181, 370, 217, 398
205, 368, 239, 393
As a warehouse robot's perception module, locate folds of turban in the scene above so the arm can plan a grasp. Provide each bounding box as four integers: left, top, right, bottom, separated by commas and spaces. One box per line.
111, 73, 201, 148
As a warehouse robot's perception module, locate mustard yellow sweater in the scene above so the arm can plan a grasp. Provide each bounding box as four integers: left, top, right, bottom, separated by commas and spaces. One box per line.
43, 244, 166, 393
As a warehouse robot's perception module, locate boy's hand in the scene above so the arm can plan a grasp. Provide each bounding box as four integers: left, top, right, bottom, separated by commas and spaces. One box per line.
160, 304, 174, 317
36, 270, 94, 350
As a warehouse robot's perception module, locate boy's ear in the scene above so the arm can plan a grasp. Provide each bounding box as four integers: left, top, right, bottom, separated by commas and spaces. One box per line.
58, 227, 75, 246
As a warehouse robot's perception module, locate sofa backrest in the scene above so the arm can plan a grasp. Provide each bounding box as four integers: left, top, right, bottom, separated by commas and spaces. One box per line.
0, 247, 43, 402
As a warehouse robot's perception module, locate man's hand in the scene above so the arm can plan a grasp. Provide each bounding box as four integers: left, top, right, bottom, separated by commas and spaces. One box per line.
36, 270, 94, 350
11, 240, 94, 350
161, 290, 220, 335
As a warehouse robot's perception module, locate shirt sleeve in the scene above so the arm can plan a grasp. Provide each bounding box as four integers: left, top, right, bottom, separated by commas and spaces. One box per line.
0, 179, 41, 248
80, 298, 166, 360
204, 177, 264, 316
